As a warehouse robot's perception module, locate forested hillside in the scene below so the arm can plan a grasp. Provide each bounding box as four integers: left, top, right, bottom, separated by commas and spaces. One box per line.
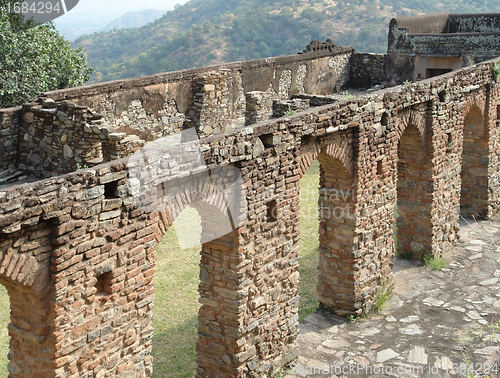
74, 0, 500, 83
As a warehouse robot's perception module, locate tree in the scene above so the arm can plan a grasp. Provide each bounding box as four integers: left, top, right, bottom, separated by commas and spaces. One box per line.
0, 2, 94, 108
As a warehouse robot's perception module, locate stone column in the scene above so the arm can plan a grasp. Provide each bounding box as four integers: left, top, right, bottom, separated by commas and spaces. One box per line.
315, 153, 360, 316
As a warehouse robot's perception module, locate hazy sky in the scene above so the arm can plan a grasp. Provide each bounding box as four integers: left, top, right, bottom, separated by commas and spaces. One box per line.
57, 0, 191, 21
70, 0, 191, 11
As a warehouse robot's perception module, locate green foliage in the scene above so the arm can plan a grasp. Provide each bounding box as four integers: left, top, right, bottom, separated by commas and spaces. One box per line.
395, 248, 416, 260
285, 105, 298, 116
493, 61, 500, 81
403, 79, 412, 85
76, 163, 89, 171
422, 254, 446, 270
0, 2, 94, 108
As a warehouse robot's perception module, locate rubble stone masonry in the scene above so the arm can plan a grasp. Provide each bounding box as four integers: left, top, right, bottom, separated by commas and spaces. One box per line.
0, 44, 499, 378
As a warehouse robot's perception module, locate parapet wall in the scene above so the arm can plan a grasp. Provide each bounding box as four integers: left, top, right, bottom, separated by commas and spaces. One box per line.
0, 55, 499, 377
42, 47, 354, 140
448, 13, 500, 33
1, 46, 367, 175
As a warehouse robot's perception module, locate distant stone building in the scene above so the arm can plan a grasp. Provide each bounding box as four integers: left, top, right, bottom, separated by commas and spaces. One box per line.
387, 12, 500, 84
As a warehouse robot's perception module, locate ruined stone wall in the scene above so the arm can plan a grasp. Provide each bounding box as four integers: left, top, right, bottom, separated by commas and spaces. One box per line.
17, 100, 145, 178
0, 57, 499, 378
0, 48, 356, 176
387, 13, 500, 85
0, 107, 21, 171
349, 53, 387, 89
245, 91, 275, 126
40, 48, 354, 141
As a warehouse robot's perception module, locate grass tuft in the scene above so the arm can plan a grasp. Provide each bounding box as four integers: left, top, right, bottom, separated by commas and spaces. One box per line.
373, 281, 393, 313
339, 90, 356, 101
422, 254, 446, 270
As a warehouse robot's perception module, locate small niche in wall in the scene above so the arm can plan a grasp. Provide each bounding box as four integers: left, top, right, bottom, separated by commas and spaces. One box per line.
497, 104, 500, 120
377, 160, 383, 175
266, 200, 278, 222
259, 134, 276, 149
438, 91, 446, 103
446, 133, 453, 152
105, 181, 119, 199
96, 271, 113, 295
381, 112, 389, 126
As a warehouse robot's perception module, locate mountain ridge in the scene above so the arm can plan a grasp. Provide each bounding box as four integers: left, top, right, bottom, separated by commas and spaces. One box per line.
73, 0, 500, 84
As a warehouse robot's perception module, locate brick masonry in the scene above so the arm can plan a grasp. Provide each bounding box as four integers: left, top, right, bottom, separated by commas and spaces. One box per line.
0, 43, 499, 378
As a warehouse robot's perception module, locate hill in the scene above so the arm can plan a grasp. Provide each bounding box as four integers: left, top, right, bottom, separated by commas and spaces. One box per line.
73, 0, 500, 84
102, 9, 168, 31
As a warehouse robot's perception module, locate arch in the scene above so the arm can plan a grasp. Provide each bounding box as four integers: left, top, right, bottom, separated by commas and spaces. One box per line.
150, 167, 251, 376
297, 132, 354, 179
155, 165, 247, 246
395, 108, 427, 147
460, 102, 489, 218
298, 145, 358, 315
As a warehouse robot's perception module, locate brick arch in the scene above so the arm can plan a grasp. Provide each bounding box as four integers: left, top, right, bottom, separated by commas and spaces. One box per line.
463, 94, 487, 120
297, 132, 354, 178
395, 107, 427, 144
156, 165, 247, 245
295, 133, 359, 315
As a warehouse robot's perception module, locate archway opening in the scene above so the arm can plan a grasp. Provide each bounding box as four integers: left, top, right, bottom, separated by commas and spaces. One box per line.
460, 104, 489, 218
152, 205, 202, 377
297, 148, 357, 316
298, 159, 320, 320
396, 123, 431, 258
316, 153, 356, 315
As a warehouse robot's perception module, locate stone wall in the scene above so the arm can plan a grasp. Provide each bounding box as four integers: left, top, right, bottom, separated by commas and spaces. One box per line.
387, 13, 500, 85
349, 53, 387, 89
0, 47, 356, 176
448, 14, 500, 33
41, 47, 354, 140
0, 107, 21, 171
245, 91, 276, 126
17, 100, 145, 178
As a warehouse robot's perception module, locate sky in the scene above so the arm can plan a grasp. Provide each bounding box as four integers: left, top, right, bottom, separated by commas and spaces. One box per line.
70, 0, 190, 12
56, 0, 190, 21
53, 0, 191, 39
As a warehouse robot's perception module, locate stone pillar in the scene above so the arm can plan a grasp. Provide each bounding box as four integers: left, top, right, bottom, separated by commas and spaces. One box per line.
0, 221, 55, 378
488, 83, 500, 214
196, 231, 247, 378
315, 153, 359, 315
184, 71, 233, 138
244, 91, 274, 125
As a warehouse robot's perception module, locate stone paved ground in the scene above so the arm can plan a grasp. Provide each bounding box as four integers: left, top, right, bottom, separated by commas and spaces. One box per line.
287, 216, 500, 378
